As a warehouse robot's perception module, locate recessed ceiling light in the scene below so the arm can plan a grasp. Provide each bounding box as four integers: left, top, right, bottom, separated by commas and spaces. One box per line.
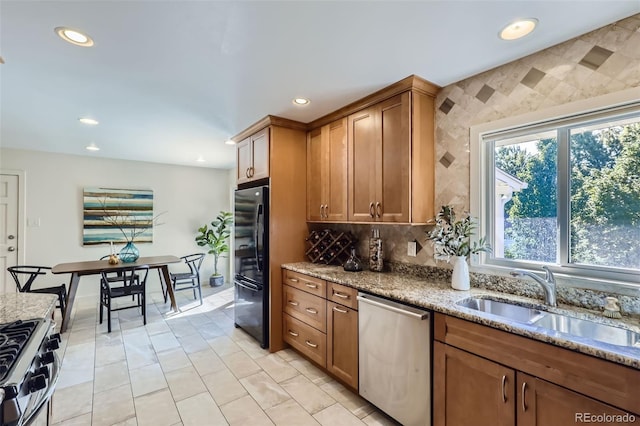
196, 156, 205, 163
499, 18, 538, 41
85, 143, 100, 151
292, 98, 310, 106
224, 139, 235, 145
55, 27, 94, 47
79, 117, 99, 125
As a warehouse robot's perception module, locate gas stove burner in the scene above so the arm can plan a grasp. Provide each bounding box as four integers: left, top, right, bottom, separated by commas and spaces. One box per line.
0, 320, 40, 383
0, 318, 60, 426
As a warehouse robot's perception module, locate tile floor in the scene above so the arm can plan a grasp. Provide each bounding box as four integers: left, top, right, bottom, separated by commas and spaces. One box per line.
39, 283, 399, 426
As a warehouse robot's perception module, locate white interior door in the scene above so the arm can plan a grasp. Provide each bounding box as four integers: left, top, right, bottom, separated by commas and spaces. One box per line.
0, 174, 19, 293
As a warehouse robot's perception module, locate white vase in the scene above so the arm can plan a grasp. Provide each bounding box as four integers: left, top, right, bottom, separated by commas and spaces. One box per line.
451, 255, 470, 291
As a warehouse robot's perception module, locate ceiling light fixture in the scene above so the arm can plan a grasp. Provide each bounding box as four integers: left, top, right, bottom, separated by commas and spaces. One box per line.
55, 27, 94, 47
292, 98, 310, 106
499, 18, 538, 41
85, 143, 100, 151
79, 117, 99, 125
224, 139, 235, 145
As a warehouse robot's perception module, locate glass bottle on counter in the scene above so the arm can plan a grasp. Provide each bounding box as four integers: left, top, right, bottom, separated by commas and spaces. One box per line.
369, 228, 383, 272
343, 247, 363, 272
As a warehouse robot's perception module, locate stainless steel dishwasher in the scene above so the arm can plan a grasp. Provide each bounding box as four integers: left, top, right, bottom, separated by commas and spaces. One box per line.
358, 292, 431, 426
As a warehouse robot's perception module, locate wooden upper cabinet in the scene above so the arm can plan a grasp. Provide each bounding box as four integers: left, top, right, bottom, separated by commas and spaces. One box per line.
307, 118, 348, 222
378, 93, 410, 222
303, 75, 438, 224
348, 91, 419, 223
236, 127, 270, 185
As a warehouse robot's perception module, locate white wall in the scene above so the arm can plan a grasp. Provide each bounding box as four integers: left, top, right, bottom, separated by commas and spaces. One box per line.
1, 148, 233, 297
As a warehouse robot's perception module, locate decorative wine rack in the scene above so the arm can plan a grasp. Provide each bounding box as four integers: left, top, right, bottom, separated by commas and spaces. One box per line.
305, 229, 357, 265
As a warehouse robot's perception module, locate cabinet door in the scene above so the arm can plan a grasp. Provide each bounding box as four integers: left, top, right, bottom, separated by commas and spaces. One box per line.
325, 118, 348, 221
348, 107, 378, 222
251, 127, 270, 181
378, 92, 410, 222
326, 301, 358, 389
307, 127, 324, 221
434, 342, 515, 426
517, 373, 638, 426
236, 137, 252, 184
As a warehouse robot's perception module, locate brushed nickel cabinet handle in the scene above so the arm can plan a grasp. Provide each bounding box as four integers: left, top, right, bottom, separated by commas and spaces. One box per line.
333, 306, 348, 314
333, 291, 349, 299
324, 204, 328, 218
245, 168, 250, 178
250, 167, 255, 177
289, 278, 299, 283
305, 340, 318, 348
369, 202, 375, 218
521, 382, 528, 411
320, 205, 324, 219
501, 375, 507, 403
288, 330, 299, 337
305, 308, 318, 314
305, 283, 318, 289
376, 202, 382, 218
288, 301, 299, 306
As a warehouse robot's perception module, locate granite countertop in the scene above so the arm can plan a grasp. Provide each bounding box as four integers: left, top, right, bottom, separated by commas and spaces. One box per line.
0, 293, 57, 324
282, 262, 640, 370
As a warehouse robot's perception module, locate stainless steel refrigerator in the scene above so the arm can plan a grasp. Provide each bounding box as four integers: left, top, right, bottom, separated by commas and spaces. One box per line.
233, 185, 269, 348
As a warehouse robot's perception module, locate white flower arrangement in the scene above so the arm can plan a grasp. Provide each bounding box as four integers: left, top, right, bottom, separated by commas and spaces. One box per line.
426, 205, 491, 262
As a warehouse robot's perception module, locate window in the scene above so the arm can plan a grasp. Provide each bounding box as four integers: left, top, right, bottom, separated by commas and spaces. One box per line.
471, 95, 640, 285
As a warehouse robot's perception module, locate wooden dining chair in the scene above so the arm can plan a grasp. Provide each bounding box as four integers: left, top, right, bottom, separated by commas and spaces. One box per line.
99, 265, 149, 333
168, 253, 205, 305
7, 266, 67, 319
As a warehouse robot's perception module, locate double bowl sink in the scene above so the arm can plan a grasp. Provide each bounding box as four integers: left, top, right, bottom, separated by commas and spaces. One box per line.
457, 297, 640, 348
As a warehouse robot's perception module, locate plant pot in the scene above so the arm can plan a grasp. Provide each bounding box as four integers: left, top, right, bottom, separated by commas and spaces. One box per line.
209, 275, 224, 287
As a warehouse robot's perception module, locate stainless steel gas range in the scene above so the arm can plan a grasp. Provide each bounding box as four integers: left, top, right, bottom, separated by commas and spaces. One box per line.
0, 319, 61, 426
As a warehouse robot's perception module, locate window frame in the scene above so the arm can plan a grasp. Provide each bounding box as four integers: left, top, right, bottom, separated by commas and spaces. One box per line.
470, 88, 640, 289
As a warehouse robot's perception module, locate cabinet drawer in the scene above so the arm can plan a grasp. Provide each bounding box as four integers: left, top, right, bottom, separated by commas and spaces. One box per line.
283, 313, 326, 367
283, 285, 327, 333
327, 282, 358, 310
283, 270, 326, 297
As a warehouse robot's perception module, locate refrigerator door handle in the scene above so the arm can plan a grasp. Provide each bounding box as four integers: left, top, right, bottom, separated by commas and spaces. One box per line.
255, 203, 264, 272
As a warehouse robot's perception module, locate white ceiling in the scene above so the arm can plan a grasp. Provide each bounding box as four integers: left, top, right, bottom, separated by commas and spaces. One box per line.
1, 1, 639, 169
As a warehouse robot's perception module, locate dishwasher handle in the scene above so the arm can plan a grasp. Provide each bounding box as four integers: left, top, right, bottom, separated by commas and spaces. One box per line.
357, 294, 429, 320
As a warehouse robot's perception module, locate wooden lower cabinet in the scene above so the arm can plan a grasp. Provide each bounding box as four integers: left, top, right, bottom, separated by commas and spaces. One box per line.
434, 313, 640, 426
517, 374, 637, 426
434, 342, 514, 426
281, 269, 359, 390
327, 301, 358, 389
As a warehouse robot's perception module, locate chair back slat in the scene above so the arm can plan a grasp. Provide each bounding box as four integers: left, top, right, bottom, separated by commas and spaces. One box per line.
7, 266, 51, 292
182, 253, 205, 275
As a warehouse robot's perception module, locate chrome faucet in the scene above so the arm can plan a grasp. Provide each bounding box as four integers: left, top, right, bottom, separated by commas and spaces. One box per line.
510, 266, 557, 307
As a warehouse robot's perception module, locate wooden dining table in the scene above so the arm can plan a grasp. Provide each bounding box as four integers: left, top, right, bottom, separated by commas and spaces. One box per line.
52, 255, 181, 333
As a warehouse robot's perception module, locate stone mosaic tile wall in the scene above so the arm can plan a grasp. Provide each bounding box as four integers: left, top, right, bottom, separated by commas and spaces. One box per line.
318, 14, 640, 270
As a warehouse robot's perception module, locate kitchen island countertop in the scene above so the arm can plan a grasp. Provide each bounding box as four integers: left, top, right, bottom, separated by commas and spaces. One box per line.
282, 262, 640, 370
0, 293, 57, 324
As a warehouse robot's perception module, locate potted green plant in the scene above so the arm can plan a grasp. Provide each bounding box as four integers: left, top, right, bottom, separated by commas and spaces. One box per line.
195, 211, 233, 286
426, 205, 491, 291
